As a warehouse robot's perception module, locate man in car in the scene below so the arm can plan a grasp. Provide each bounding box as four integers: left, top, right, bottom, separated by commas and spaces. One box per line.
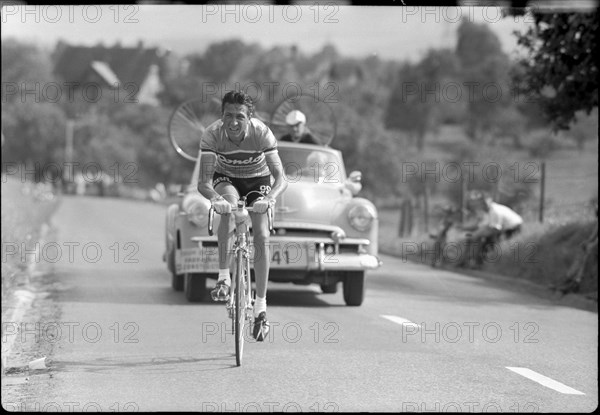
197, 90, 288, 341
279, 110, 322, 145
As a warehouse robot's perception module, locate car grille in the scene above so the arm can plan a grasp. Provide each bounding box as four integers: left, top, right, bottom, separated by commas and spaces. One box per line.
271, 228, 332, 239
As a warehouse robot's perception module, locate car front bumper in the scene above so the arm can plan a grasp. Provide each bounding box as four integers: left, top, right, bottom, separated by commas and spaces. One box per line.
175, 235, 381, 275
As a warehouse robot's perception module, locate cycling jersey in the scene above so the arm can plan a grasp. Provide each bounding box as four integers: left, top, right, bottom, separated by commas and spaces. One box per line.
200, 118, 278, 178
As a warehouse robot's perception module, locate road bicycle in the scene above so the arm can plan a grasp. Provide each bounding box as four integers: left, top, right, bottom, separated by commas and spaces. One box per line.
208, 194, 273, 366
428, 205, 458, 267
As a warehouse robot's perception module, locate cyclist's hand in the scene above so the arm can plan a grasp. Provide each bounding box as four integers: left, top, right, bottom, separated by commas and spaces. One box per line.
211, 196, 232, 215
253, 197, 274, 214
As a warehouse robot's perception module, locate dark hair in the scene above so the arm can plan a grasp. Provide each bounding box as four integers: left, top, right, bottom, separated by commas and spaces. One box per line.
221, 90, 254, 117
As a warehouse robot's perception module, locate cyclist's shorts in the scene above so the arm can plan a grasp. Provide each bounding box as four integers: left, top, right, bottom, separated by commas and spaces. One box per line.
213, 172, 272, 206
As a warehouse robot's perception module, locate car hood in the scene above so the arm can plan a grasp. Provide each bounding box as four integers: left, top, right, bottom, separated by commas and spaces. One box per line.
273, 180, 350, 225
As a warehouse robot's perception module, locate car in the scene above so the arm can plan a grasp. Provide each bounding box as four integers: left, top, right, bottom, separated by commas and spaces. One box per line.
164, 96, 381, 306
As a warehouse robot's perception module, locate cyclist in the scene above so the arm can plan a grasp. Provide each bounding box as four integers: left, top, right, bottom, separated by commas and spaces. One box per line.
197, 90, 288, 341
279, 110, 322, 145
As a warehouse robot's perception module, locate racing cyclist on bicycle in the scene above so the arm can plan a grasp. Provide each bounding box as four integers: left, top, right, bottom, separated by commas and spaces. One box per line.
197, 90, 288, 341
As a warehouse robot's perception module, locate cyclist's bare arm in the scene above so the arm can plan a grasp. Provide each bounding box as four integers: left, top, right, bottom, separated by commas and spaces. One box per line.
264, 152, 288, 202
197, 152, 221, 201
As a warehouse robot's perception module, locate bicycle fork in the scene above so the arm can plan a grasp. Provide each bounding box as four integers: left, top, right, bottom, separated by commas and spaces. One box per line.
226, 245, 254, 323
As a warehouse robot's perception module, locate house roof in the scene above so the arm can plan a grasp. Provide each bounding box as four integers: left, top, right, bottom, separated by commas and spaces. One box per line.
90, 60, 120, 85
53, 42, 165, 89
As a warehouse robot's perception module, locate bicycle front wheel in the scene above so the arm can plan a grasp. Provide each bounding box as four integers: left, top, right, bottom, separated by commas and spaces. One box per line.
234, 249, 246, 367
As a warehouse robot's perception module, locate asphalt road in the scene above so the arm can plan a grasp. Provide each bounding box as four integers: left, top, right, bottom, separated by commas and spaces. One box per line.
5, 195, 598, 412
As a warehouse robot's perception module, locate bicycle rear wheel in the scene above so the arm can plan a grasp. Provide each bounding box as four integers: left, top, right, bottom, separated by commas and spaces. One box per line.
234, 249, 246, 366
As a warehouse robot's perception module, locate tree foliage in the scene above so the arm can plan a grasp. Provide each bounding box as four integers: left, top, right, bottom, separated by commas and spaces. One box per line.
1, 101, 66, 168
385, 49, 461, 150
456, 19, 513, 142
512, 11, 598, 130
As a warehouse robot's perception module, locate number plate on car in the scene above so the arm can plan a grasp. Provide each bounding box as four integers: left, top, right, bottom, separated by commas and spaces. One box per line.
269, 242, 312, 268
177, 242, 313, 272
175, 247, 219, 273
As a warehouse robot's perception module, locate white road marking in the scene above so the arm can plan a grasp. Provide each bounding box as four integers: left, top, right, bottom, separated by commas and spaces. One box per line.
506, 367, 585, 395
380, 315, 421, 329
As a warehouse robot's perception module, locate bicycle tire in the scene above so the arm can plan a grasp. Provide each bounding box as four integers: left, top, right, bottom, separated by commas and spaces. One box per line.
234, 249, 245, 367
168, 97, 221, 162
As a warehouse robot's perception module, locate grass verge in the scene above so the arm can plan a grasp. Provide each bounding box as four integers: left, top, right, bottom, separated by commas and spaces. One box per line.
1, 177, 60, 309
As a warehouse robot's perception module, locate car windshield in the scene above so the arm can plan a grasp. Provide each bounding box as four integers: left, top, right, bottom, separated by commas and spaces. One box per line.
278, 147, 346, 184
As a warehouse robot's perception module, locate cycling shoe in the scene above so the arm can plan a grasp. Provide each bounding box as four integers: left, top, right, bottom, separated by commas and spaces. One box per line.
210, 280, 230, 302
252, 311, 270, 341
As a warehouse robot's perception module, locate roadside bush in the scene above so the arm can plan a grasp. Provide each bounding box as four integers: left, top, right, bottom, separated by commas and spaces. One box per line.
523, 129, 562, 159
482, 219, 598, 295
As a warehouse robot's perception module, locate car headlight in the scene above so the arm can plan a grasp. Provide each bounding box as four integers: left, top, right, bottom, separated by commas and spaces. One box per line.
182, 194, 210, 226
348, 204, 375, 232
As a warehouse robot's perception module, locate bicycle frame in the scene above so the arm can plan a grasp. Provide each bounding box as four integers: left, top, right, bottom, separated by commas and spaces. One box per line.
207, 196, 273, 366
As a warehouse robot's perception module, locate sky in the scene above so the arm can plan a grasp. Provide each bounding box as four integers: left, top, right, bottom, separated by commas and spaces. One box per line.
1, 4, 533, 62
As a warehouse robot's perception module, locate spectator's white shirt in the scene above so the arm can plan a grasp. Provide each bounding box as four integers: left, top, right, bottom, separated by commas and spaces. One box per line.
480, 202, 523, 231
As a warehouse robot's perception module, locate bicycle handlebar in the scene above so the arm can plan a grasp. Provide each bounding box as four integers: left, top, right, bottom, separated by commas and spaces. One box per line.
208, 203, 274, 236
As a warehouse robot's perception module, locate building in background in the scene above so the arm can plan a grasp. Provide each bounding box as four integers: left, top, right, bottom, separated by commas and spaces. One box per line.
52, 40, 170, 106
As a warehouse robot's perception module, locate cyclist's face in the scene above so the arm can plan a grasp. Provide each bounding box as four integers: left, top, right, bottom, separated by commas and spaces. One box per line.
222, 103, 250, 140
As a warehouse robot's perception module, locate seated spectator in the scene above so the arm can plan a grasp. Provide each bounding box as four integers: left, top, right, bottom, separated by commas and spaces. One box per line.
478, 194, 524, 240
459, 191, 523, 267
279, 110, 321, 145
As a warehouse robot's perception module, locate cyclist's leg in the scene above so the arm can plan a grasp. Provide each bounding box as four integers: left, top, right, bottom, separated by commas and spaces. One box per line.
246, 180, 272, 301
214, 179, 239, 270
249, 211, 270, 340
246, 180, 272, 341
211, 178, 239, 300
249, 211, 270, 299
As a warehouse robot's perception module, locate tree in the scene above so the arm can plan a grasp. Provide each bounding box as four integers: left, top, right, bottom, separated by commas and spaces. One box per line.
187, 39, 261, 83
512, 11, 598, 130
1, 38, 54, 103
456, 19, 504, 68
385, 49, 460, 150
456, 19, 514, 143
1, 101, 66, 169
567, 108, 599, 151
385, 63, 433, 150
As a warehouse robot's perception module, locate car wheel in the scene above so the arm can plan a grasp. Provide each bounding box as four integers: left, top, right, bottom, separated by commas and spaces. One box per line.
320, 282, 338, 294
343, 271, 365, 306
168, 249, 184, 291
184, 273, 208, 302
